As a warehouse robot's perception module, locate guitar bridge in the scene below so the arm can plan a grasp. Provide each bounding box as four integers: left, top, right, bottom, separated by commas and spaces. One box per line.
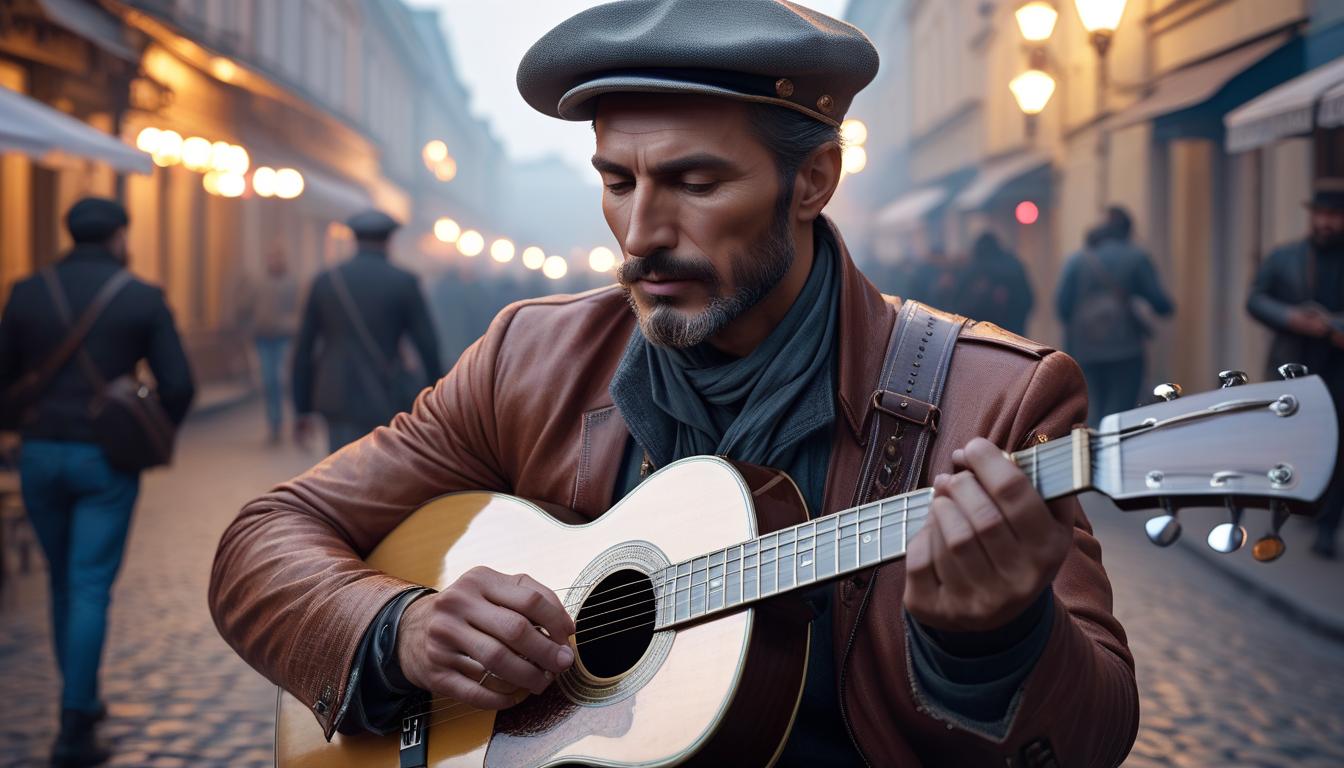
400, 702, 428, 768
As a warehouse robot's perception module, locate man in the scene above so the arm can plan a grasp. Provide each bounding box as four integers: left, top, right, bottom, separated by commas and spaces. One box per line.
1055, 207, 1174, 426
236, 244, 300, 444
954, 231, 1035, 335
1247, 178, 1344, 559
1, 198, 194, 767
210, 2, 1138, 765
291, 210, 441, 453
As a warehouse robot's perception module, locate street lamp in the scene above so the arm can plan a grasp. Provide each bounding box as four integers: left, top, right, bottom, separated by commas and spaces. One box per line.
589, 246, 616, 272
522, 246, 546, 270
490, 238, 516, 263
1014, 1, 1059, 43
542, 255, 568, 280
1010, 69, 1057, 115
457, 230, 485, 257
1074, 0, 1128, 57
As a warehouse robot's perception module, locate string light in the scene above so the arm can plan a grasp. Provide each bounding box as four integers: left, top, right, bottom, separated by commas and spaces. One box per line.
490, 238, 516, 263
522, 246, 545, 270
457, 230, 485, 257
542, 255, 568, 280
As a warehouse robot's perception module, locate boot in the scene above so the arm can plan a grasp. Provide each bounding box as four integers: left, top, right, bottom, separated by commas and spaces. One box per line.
51, 708, 110, 768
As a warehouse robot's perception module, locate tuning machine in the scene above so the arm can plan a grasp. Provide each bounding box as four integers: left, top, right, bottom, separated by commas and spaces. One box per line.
1153, 383, 1183, 402
1145, 499, 1182, 547
1207, 498, 1247, 554
1277, 363, 1309, 380
1251, 501, 1291, 563
1218, 370, 1248, 388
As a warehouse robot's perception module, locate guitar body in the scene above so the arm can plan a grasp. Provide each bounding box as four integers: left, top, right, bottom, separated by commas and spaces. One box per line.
275, 456, 812, 767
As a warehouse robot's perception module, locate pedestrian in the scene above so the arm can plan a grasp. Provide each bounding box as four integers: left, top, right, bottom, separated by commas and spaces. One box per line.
291, 210, 441, 453
1055, 207, 1174, 426
236, 244, 300, 445
0, 197, 195, 768
953, 231, 1034, 335
211, 3, 1138, 764
1247, 178, 1344, 559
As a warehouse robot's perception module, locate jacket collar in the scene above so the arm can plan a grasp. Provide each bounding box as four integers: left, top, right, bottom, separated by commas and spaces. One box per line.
825, 216, 898, 441
64, 244, 121, 263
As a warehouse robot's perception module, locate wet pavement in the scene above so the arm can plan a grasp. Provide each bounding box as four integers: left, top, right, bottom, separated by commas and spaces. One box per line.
0, 404, 1342, 767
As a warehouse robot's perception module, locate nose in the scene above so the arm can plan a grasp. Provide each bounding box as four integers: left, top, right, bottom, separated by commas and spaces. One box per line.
621, 185, 678, 261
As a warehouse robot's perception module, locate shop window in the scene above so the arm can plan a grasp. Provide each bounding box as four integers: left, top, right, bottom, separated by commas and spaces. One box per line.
1314, 126, 1344, 177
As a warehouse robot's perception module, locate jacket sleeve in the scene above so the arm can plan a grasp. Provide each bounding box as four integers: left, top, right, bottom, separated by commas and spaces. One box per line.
957, 350, 1139, 765
1246, 248, 1297, 334
1132, 253, 1174, 317
208, 304, 519, 739
0, 287, 23, 392
291, 277, 323, 415
144, 289, 196, 425
404, 276, 443, 379
1053, 254, 1079, 322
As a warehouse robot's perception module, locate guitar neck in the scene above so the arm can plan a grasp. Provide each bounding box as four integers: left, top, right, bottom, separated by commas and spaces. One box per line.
651, 428, 1092, 630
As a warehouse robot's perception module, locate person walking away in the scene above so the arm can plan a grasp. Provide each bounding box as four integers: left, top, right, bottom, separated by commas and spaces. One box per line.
291, 210, 441, 453
1055, 207, 1174, 427
1247, 178, 1344, 559
0, 198, 195, 767
236, 245, 299, 444
955, 231, 1034, 334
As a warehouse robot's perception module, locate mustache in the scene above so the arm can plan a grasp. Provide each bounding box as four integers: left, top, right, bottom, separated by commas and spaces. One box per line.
617, 250, 718, 286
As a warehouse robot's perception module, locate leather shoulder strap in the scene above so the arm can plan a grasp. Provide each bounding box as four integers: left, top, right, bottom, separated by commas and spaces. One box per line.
8, 269, 132, 399
853, 300, 965, 506
328, 267, 394, 374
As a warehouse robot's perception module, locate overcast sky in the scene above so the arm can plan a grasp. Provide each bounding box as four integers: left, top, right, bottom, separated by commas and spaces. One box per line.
406, 0, 849, 180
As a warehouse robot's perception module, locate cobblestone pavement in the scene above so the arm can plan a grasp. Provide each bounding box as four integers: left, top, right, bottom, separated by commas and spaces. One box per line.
1, 407, 1342, 766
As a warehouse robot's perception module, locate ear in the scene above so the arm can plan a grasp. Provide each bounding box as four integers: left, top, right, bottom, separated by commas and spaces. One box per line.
789, 141, 843, 224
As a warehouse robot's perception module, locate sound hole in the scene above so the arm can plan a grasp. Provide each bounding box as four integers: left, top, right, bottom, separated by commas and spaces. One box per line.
575, 568, 655, 679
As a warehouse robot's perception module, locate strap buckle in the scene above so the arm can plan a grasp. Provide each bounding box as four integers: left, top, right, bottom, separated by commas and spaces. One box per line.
871, 390, 940, 434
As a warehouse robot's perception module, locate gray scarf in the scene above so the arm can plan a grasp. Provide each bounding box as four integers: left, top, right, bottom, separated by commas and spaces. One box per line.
610, 229, 839, 485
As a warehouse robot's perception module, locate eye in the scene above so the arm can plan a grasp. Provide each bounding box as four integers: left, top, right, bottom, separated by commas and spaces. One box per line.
683, 181, 717, 195
605, 180, 634, 195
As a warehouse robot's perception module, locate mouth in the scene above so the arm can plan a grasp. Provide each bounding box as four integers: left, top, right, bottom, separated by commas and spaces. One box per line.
637, 275, 702, 297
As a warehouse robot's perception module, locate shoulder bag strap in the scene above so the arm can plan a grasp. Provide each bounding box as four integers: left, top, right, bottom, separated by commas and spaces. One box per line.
328, 267, 395, 376
9, 269, 132, 399
853, 299, 966, 506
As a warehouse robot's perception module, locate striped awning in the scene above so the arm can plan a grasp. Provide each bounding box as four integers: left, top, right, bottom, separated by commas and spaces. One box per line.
875, 187, 947, 232
0, 85, 152, 174
1225, 56, 1344, 153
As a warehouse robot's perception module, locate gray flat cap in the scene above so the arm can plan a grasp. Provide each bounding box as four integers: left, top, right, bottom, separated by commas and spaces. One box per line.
346, 210, 400, 242
66, 197, 128, 244
517, 0, 879, 127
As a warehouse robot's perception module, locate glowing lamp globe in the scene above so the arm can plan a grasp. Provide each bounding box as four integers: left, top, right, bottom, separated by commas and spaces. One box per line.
251, 166, 277, 197
490, 238, 516, 263
135, 127, 161, 154
542, 255, 568, 280
1015, 2, 1059, 42
457, 230, 485, 257
1074, 0, 1127, 33
1009, 69, 1057, 115
434, 218, 461, 243
274, 168, 305, 199
588, 246, 616, 272
840, 119, 868, 146
522, 246, 546, 270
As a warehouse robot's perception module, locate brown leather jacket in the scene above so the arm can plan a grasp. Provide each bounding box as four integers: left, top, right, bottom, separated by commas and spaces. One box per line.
209, 223, 1138, 766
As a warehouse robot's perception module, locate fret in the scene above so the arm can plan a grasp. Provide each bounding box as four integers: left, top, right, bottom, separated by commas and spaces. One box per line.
675, 568, 691, 622
726, 545, 743, 608
708, 550, 726, 611
759, 534, 778, 596
655, 568, 670, 627
778, 537, 796, 591
814, 517, 838, 580
690, 556, 708, 617
858, 505, 881, 566
1031, 444, 1040, 494
743, 540, 759, 601
838, 510, 859, 572
879, 501, 905, 560
796, 521, 817, 585
901, 494, 909, 555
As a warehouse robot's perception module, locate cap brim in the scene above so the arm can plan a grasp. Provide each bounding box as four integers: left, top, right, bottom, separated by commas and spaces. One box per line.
558, 74, 838, 126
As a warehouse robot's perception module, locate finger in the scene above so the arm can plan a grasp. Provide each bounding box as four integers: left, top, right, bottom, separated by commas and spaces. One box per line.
942, 470, 1022, 550
904, 513, 940, 590
961, 438, 1051, 537
448, 652, 524, 696
928, 495, 997, 590
515, 574, 578, 640
951, 449, 967, 471
429, 670, 521, 711
457, 623, 553, 695
483, 576, 576, 666
468, 600, 573, 676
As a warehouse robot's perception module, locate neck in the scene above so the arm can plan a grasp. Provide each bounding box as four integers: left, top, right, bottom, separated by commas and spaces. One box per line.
650, 428, 1092, 629
705, 220, 816, 358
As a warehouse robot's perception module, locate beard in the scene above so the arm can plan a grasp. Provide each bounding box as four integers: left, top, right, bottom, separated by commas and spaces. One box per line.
617, 197, 796, 349
1311, 229, 1344, 252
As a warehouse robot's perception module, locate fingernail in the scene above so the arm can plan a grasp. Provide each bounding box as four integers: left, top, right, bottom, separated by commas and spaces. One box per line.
557, 646, 574, 667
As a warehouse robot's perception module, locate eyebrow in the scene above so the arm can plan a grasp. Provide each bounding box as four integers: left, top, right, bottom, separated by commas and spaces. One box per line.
590, 152, 739, 177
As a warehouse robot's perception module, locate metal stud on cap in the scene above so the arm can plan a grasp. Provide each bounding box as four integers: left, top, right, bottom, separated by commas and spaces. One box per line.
775, 78, 795, 98
816, 94, 835, 114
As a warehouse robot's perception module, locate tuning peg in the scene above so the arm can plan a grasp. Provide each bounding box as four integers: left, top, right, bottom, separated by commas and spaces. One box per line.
1207, 499, 1246, 554
1153, 383, 1183, 402
1145, 499, 1182, 547
1277, 363, 1309, 380
1218, 370, 1248, 388
1251, 501, 1291, 563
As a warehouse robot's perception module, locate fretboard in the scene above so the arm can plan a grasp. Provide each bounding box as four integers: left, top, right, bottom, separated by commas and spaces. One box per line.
650, 428, 1091, 630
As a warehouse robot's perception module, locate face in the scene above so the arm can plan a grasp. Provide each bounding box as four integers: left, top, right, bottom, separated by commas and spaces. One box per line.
593, 94, 796, 349
1310, 208, 1344, 250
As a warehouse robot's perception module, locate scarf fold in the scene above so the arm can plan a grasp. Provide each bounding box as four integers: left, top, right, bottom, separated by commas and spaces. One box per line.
611, 228, 840, 473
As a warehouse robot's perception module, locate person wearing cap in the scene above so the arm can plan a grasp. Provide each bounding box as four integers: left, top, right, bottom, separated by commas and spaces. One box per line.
211, 2, 1137, 765
290, 209, 442, 453
1, 197, 194, 767
1248, 178, 1344, 559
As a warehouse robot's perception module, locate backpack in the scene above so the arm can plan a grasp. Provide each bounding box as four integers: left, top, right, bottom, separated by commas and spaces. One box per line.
1068, 251, 1132, 349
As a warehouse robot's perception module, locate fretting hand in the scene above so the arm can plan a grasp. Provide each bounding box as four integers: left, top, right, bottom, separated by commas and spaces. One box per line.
903, 438, 1073, 632
397, 566, 576, 709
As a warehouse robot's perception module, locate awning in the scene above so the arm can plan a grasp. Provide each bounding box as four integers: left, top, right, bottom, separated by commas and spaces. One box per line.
0, 86, 153, 174
1106, 36, 1285, 133
1226, 55, 1344, 152
294, 164, 375, 219
1320, 78, 1344, 128
37, 0, 139, 62
875, 187, 947, 232
954, 152, 1051, 211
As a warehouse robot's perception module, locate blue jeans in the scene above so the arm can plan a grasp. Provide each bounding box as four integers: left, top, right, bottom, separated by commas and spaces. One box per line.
255, 335, 290, 434
20, 441, 139, 712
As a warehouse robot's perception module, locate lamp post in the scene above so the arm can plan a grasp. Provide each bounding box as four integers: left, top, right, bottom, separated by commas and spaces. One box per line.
1011, 3, 1059, 141
1074, 0, 1129, 210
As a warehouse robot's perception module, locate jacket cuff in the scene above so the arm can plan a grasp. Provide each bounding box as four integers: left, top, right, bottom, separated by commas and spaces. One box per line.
333, 586, 435, 735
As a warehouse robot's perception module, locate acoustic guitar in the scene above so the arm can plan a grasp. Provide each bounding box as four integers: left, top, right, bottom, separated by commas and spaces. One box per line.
275, 372, 1336, 768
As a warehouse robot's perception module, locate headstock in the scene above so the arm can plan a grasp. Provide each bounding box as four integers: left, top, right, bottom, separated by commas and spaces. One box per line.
1090, 367, 1336, 562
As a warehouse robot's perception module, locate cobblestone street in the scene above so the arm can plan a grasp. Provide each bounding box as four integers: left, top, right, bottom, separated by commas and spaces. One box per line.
1, 404, 1342, 767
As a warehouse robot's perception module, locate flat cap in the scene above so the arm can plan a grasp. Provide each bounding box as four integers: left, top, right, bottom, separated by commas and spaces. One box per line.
346, 209, 400, 241
66, 197, 128, 244
517, 0, 879, 127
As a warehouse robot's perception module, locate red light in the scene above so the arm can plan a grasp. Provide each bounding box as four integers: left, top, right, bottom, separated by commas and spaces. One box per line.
1015, 201, 1040, 225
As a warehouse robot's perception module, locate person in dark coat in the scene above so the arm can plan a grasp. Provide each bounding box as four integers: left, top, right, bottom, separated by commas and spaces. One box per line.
954, 232, 1034, 335
292, 210, 442, 453
1247, 178, 1344, 559
1055, 207, 1174, 427
0, 197, 195, 767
